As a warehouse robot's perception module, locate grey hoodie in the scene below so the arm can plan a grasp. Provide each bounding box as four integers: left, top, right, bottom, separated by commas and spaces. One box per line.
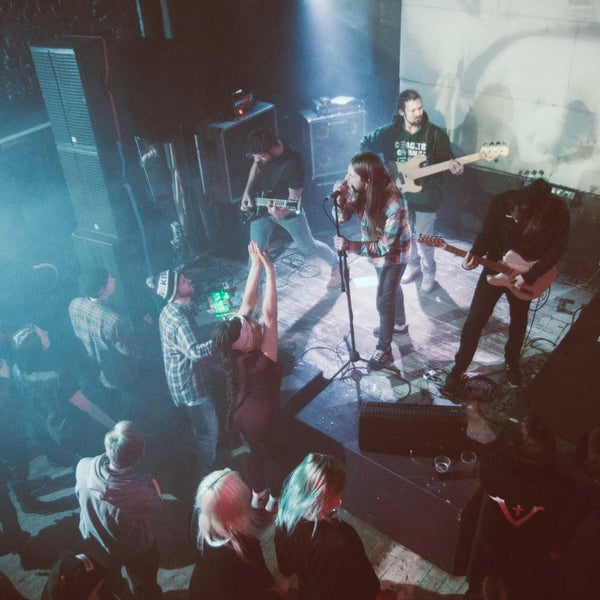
75, 454, 162, 561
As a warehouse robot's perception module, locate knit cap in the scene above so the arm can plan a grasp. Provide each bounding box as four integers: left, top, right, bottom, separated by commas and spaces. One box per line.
146, 269, 180, 302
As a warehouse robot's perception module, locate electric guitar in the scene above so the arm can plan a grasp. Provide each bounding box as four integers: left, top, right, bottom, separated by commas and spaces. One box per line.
418, 235, 557, 301
242, 196, 302, 222
392, 142, 509, 194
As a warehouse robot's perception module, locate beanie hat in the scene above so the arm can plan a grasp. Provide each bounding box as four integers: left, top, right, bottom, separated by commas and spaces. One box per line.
79, 267, 109, 298
146, 270, 180, 302
41, 554, 106, 600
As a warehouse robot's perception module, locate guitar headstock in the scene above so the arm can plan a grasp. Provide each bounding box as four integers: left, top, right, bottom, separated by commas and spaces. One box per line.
418, 234, 447, 249
479, 142, 509, 161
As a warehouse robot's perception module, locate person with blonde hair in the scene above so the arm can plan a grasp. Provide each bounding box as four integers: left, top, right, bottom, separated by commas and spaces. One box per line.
189, 468, 285, 599
275, 453, 396, 600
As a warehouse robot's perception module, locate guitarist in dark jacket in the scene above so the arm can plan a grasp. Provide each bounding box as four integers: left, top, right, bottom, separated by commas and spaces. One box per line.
443, 178, 569, 393
240, 128, 337, 279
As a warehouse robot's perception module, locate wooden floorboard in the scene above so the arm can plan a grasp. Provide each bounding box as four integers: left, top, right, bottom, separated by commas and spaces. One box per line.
1, 225, 597, 598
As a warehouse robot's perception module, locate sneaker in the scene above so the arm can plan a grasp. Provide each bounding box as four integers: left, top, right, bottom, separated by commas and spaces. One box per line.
368, 347, 394, 371
506, 364, 521, 387
442, 366, 465, 395
265, 495, 278, 515
251, 489, 269, 510
372, 323, 409, 336
401, 266, 422, 284
421, 273, 436, 294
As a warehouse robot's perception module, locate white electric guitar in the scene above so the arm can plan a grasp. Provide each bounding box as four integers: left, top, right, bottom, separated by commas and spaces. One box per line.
392, 142, 509, 194
242, 196, 302, 222
418, 235, 557, 301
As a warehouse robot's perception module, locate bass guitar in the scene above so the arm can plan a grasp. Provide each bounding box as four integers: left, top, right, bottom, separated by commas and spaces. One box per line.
418, 235, 557, 301
392, 142, 509, 194
242, 196, 302, 222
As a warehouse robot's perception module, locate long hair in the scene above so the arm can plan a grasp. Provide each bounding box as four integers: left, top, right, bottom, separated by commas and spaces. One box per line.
194, 469, 256, 558
211, 318, 242, 427
507, 414, 556, 464
350, 152, 395, 238
508, 179, 551, 235
397, 88, 421, 113
275, 453, 346, 535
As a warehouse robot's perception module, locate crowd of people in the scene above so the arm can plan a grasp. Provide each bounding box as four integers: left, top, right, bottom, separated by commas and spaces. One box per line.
1, 89, 593, 599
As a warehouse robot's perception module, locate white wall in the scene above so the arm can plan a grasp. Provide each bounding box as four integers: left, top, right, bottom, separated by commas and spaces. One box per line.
400, 0, 600, 193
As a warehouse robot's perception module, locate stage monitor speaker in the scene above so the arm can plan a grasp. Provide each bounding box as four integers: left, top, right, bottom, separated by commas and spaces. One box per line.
30, 36, 140, 239
71, 230, 150, 322
299, 108, 366, 179
359, 401, 469, 456
196, 102, 278, 204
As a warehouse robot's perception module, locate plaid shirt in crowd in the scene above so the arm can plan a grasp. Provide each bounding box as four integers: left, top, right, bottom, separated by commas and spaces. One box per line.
69, 297, 134, 388
158, 301, 214, 407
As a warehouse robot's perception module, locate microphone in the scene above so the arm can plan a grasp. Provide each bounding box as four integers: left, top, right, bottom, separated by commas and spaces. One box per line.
323, 190, 342, 202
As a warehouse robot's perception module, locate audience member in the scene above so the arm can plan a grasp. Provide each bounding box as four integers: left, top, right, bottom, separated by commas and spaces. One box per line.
151, 269, 219, 480
69, 267, 138, 418
189, 468, 285, 599
559, 426, 600, 600
41, 552, 107, 600
275, 452, 396, 600
465, 415, 573, 600
212, 242, 282, 513
11, 324, 114, 466
75, 420, 163, 599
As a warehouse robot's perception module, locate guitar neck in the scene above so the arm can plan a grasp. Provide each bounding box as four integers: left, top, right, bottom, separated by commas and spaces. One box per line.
440, 242, 510, 275
255, 197, 298, 209
401, 152, 484, 178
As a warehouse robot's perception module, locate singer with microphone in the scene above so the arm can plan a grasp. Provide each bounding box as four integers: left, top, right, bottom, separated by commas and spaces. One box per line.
332, 152, 411, 371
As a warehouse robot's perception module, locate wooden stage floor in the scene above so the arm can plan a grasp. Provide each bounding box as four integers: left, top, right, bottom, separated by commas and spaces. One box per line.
2, 223, 598, 598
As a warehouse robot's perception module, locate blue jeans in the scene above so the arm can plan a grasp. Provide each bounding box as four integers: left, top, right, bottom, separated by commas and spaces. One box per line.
455, 271, 530, 371
407, 209, 437, 274
250, 211, 336, 265
184, 400, 219, 478
375, 262, 406, 349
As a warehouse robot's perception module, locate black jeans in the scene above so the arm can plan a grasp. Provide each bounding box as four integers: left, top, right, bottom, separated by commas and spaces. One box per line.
455, 271, 530, 371
374, 262, 406, 350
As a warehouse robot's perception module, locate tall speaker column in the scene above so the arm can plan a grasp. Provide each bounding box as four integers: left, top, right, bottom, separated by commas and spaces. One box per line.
30, 36, 149, 320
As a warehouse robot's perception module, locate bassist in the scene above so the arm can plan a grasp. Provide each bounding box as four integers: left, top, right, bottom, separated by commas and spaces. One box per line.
443, 178, 569, 393
241, 129, 337, 276
360, 89, 464, 294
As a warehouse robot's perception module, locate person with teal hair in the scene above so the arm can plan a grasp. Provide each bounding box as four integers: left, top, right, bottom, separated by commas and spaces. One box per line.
274, 453, 396, 599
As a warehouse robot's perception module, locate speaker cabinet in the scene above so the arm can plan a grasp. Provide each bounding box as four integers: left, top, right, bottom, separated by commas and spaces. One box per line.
30, 36, 140, 239
196, 102, 278, 204
359, 402, 468, 456
299, 109, 366, 179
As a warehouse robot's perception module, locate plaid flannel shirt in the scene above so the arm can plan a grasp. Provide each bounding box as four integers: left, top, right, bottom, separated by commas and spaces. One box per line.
68, 297, 134, 388
159, 302, 214, 407
336, 185, 411, 268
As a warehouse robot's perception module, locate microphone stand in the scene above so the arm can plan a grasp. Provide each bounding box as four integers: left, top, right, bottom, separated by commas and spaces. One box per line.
326, 193, 364, 379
